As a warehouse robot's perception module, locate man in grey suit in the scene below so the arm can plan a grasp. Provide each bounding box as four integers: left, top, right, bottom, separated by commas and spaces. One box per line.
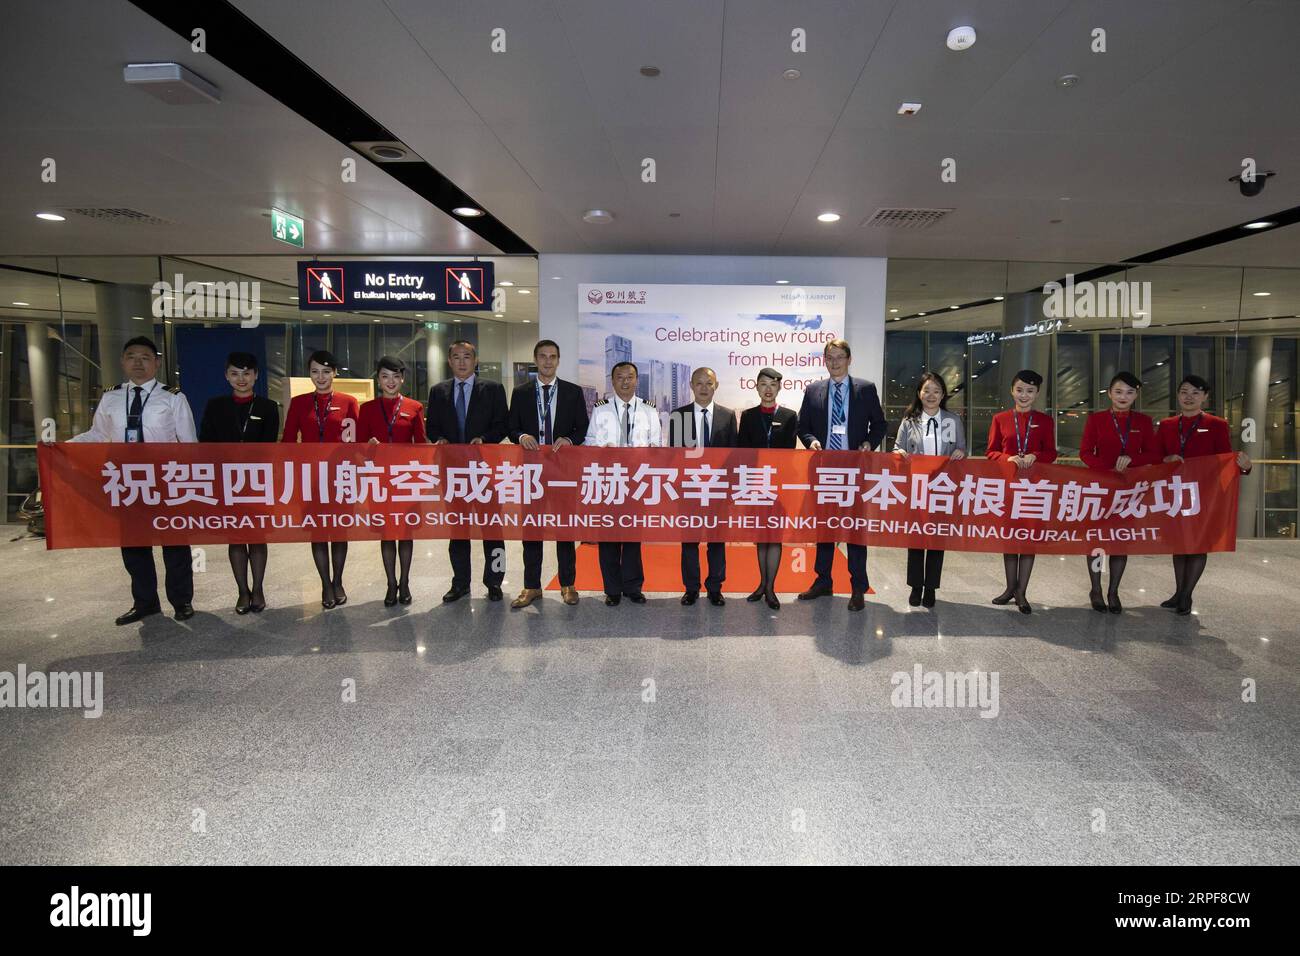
667, 367, 737, 606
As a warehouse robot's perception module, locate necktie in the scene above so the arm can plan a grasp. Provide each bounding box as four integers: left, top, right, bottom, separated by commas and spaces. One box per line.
129, 386, 143, 417
700, 408, 710, 448
619, 401, 629, 447
829, 382, 845, 450
927, 416, 938, 454
542, 384, 553, 445
455, 380, 468, 443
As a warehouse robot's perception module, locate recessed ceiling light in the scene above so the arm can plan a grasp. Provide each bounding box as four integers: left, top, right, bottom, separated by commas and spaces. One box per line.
517, 289, 531, 294
12, 301, 29, 306
639, 66, 660, 77
36, 212, 65, 221
946, 26, 976, 51
782, 69, 800, 80
993, 295, 1005, 301
583, 209, 615, 224
494, 313, 503, 318
889, 308, 898, 313
373, 318, 381, 323
452, 206, 484, 217
522, 319, 531, 323
817, 212, 840, 223
1057, 74, 1079, 88
1252, 291, 1271, 296
498, 280, 513, 286
551, 276, 562, 280
290, 296, 298, 300
775, 280, 790, 284
415, 313, 424, 317
1243, 221, 1275, 230
897, 103, 922, 115
949, 305, 959, 310
132, 315, 145, 321
918, 312, 927, 316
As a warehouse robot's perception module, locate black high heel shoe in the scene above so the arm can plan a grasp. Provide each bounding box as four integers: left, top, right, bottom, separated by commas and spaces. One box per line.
384, 583, 398, 607
333, 582, 348, 607
321, 584, 336, 610
1160, 594, 1180, 609
992, 589, 1015, 606
1107, 594, 1122, 615
398, 580, 412, 605
1176, 598, 1193, 616
250, 589, 266, 613
764, 589, 780, 610
1015, 592, 1032, 614
1089, 589, 1107, 613
235, 591, 252, 615
746, 587, 764, 603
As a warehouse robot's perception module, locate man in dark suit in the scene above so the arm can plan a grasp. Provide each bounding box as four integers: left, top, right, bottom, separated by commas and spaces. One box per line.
796, 338, 887, 611
426, 339, 510, 602
667, 367, 738, 606
507, 339, 589, 608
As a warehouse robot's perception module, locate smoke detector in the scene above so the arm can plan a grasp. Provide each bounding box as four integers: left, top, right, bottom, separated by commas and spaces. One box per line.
350, 141, 424, 163
946, 26, 976, 51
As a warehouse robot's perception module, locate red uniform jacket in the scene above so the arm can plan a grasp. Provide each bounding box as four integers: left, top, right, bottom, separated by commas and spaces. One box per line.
986, 409, 1057, 463
1154, 412, 1250, 474
358, 395, 427, 444
281, 391, 360, 443
1079, 409, 1158, 470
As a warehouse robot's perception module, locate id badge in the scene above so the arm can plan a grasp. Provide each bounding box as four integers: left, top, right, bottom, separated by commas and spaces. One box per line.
831, 424, 847, 436
126, 415, 143, 442
125, 428, 142, 442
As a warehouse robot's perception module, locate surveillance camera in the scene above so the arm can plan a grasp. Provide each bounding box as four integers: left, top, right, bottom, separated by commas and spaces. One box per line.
1229, 170, 1275, 197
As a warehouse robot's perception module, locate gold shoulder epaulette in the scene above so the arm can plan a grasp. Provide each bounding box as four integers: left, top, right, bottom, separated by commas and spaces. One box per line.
103, 383, 123, 392
165, 385, 182, 395
594, 399, 609, 407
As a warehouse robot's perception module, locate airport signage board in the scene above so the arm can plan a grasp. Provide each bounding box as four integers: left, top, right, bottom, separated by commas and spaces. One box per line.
295, 260, 495, 312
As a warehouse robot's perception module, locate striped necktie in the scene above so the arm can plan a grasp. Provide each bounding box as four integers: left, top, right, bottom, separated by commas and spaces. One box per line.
829, 382, 845, 450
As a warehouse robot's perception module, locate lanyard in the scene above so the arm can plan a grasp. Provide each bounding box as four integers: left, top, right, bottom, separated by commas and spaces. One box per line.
1178, 413, 1203, 456
1110, 410, 1132, 454
1011, 410, 1030, 456
382, 395, 404, 442
762, 407, 777, 446
124, 382, 158, 440
313, 392, 333, 441
536, 381, 553, 441
237, 398, 254, 439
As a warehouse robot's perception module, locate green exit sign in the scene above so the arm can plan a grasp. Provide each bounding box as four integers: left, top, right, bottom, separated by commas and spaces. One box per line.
271, 208, 305, 247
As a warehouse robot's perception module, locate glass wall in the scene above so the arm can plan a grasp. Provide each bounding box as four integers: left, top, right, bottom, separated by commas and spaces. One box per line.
0, 254, 537, 520
885, 259, 1300, 538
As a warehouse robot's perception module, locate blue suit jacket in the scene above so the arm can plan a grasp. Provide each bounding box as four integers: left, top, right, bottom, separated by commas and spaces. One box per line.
797, 376, 888, 451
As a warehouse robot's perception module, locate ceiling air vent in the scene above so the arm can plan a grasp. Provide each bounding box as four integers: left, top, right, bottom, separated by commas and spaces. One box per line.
861, 207, 953, 229
61, 207, 174, 226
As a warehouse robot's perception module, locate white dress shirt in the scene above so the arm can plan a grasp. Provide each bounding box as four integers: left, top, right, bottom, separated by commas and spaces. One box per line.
920, 410, 940, 456
586, 394, 661, 448
70, 378, 197, 443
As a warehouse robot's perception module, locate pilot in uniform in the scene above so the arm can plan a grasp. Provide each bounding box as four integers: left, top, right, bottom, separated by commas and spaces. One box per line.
69, 335, 198, 624
585, 364, 661, 605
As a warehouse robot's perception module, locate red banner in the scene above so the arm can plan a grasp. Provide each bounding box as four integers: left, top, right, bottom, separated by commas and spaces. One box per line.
37, 443, 1239, 554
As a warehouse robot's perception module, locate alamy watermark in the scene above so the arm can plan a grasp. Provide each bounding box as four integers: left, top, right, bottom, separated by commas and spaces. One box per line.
1043, 273, 1151, 328
1, 664, 103, 718
891, 664, 999, 718
152, 272, 261, 327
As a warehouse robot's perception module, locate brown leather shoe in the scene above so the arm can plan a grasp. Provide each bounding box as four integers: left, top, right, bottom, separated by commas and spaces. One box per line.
511, 588, 543, 609
560, 586, 580, 606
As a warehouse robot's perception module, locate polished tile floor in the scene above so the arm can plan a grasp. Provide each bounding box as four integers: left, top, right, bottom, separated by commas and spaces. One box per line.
1, 533, 1297, 865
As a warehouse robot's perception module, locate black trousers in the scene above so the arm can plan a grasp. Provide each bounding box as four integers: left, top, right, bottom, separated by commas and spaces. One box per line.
121, 545, 192, 609
522, 539, 576, 589
681, 542, 725, 593
449, 538, 505, 589
907, 548, 945, 590
598, 542, 644, 597
814, 542, 868, 592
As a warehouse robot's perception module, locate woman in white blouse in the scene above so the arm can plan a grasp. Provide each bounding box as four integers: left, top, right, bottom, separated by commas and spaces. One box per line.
892, 372, 967, 608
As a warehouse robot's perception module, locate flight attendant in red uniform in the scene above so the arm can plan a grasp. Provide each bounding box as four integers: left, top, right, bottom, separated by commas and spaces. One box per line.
985, 369, 1057, 614
281, 349, 360, 609
1154, 374, 1252, 615
1079, 371, 1158, 614
359, 355, 427, 606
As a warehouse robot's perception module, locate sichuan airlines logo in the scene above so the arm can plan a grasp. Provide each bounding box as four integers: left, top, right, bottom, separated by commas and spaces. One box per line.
587, 290, 604, 304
